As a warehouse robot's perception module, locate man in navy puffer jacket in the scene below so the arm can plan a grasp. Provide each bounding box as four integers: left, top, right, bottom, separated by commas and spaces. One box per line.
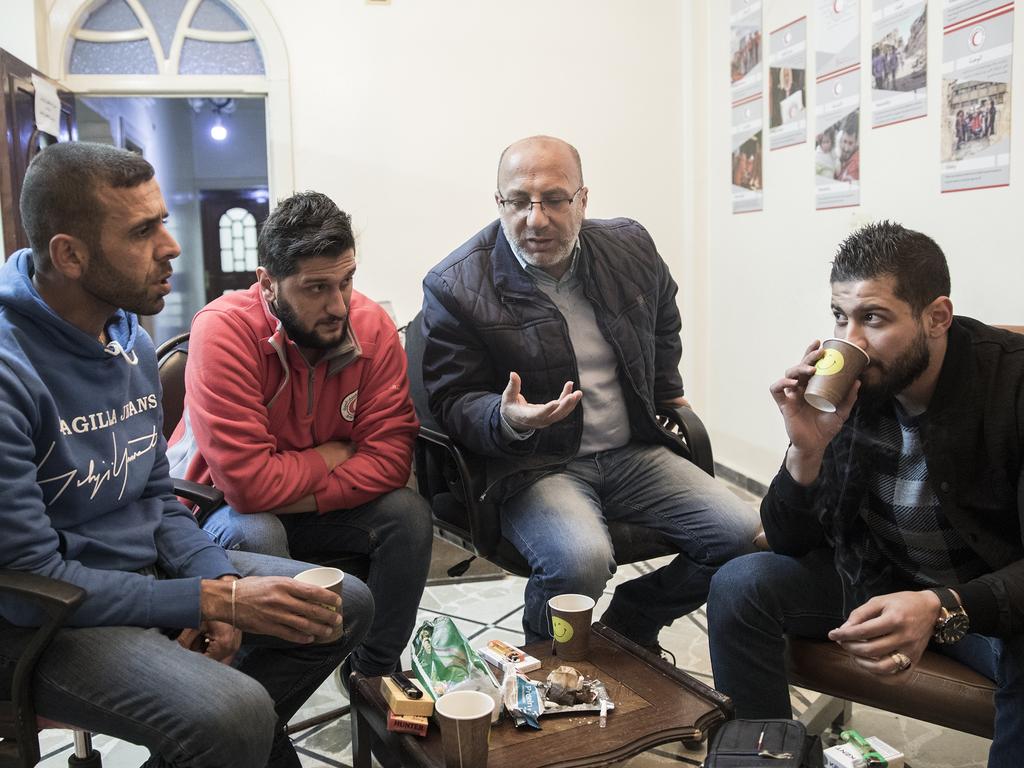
422, 136, 758, 647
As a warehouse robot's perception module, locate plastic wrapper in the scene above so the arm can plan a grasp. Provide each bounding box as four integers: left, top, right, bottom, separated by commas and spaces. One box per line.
502, 663, 614, 729
410, 616, 501, 720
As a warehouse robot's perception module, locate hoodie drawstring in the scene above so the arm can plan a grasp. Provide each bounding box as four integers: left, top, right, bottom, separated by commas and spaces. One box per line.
104, 339, 139, 366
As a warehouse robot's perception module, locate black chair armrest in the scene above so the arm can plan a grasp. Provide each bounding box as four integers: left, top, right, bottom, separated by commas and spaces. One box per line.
415, 427, 501, 558
173, 478, 225, 526
0, 569, 85, 761
657, 405, 715, 477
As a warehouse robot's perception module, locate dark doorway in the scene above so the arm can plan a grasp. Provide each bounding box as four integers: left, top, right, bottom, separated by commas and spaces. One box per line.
199, 188, 270, 302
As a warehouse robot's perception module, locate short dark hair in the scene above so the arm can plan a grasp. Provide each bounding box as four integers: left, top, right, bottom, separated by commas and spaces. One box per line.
20, 142, 155, 266
258, 191, 355, 278
831, 221, 951, 313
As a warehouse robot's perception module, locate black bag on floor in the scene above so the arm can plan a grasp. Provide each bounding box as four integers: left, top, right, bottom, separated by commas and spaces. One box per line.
704, 719, 823, 768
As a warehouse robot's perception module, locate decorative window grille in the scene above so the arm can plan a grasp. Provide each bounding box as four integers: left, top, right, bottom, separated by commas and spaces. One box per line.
219, 207, 259, 273
68, 0, 265, 76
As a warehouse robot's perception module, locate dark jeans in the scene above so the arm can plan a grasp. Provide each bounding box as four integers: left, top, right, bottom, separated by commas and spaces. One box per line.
0, 551, 372, 768
707, 550, 1023, 768
204, 487, 433, 676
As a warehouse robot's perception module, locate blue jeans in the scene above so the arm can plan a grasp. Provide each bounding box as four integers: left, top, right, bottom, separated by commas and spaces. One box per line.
501, 443, 760, 644
707, 550, 1024, 768
203, 487, 432, 676
0, 551, 373, 768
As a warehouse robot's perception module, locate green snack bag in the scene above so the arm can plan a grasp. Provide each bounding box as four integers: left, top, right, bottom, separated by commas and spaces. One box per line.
411, 617, 501, 720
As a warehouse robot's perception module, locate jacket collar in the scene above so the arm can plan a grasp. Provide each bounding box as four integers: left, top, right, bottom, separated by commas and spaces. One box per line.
491, 224, 588, 298
926, 317, 972, 421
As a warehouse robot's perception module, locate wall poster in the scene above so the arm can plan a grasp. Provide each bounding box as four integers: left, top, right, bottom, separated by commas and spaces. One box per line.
941, 0, 1014, 193
872, 0, 929, 127
732, 0, 764, 212
769, 17, 808, 150
815, 0, 862, 210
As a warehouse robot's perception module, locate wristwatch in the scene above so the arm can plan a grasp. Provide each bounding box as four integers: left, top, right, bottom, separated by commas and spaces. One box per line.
929, 587, 969, 644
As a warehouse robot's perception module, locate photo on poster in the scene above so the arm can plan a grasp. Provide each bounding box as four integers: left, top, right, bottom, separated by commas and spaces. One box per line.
768, 17, 808, 150
816, 109, 861, 184
732, 96, 764, 214
940, 0, 1013, 193
942, 81, 1010, 162
732, 24, 763, 84
733, 132, 764, 192
770, 67, 806, 128
871, 0, 928, 126
731, 0, 764, 103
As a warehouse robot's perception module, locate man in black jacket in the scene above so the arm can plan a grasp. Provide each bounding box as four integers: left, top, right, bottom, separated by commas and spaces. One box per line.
421, 136, 758, 648
707, 222, 1023, 767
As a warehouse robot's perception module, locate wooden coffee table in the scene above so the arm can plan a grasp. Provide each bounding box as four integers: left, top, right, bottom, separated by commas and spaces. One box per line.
349, 622, 733, 768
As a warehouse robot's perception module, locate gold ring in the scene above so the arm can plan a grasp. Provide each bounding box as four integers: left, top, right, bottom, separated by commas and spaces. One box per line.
890, 651, 912, 673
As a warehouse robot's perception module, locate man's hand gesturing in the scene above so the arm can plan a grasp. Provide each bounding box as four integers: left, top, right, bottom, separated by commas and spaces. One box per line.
500, 372, 583, 432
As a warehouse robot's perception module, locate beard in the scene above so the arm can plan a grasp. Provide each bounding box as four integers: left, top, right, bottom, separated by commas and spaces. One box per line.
80, 241, 165, 316
273, 294, 347, 351
858, 325, 930, 406
500, 216, 579, 272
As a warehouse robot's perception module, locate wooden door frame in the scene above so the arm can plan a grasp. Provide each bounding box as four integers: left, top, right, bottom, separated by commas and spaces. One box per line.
0, 49, 76, 257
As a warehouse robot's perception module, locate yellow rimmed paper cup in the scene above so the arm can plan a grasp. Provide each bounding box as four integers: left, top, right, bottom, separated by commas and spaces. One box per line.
803, 338, 870, 413
548, 593, 596, 661
294, 566, 344, 642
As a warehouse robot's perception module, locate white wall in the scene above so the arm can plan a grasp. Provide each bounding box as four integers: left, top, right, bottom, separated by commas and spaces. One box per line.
262, 0, 687, 327
695, 0, 1024, 485
0, 0, 38, 67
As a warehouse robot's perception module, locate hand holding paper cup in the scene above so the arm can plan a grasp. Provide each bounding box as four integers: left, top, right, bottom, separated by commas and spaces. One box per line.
434, 689, 494, 767
803, 338, 869, 413
294, 566, 344, 642
548, 593, 595, 661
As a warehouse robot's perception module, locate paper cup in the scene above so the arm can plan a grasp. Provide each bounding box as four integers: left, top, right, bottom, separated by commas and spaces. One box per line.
434, 690, 494, 768
548, 593, 595, 661
803, 338, 870, 413
294, 566, 344, 642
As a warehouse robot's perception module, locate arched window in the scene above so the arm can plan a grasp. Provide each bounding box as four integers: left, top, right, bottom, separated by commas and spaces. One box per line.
68, 0, 265, 76
218, 207, 259, 273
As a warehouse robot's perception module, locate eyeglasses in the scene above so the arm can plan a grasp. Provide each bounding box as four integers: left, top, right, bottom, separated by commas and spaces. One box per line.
497, 186, 583, 216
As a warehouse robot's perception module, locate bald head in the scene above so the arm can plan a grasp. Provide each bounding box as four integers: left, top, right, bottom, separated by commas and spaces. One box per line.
496, 136, 584, 192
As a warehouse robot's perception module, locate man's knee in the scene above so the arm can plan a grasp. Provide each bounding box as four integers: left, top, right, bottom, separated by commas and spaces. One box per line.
543, 540, 615, 596
162, 673, 276, 767
708, 552, 780, 618
340, 574, 375, 648
210, 509, 290, 557
374, 488, 434, 550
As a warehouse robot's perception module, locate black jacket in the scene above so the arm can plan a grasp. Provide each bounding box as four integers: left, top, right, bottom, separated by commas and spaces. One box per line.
421, 218, 685, 502
761, 317, 1024, 638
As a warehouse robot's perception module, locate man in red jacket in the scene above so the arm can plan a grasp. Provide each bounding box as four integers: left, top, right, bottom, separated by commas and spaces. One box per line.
169, 191, 432, 678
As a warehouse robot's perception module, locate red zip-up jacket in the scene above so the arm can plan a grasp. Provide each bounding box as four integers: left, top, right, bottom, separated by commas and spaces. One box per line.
168, 284, 417, 514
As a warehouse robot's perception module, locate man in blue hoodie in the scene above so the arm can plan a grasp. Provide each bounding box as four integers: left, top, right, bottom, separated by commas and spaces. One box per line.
0, 142, 373, 768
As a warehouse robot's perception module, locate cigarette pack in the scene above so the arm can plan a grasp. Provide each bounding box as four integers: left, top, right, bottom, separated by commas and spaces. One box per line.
476, 639, 542, 674
824, 737, 904, 768
386, 710, 429, 737
380, 676, 434, 717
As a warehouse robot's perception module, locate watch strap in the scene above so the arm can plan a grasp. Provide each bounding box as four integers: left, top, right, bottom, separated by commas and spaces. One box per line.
929, 586, 962, 614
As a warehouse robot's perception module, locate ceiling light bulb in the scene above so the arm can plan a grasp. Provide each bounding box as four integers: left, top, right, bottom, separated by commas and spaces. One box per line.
210, 118, 227, 141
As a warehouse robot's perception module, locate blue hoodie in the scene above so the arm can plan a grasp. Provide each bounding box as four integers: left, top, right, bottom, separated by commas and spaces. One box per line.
0, 249, 234, 628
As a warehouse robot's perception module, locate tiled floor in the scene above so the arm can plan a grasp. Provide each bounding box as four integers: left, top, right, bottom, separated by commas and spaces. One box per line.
34, 482, 992, 767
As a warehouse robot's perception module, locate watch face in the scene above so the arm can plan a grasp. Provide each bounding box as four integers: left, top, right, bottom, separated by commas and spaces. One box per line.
937, 612, 970, 643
